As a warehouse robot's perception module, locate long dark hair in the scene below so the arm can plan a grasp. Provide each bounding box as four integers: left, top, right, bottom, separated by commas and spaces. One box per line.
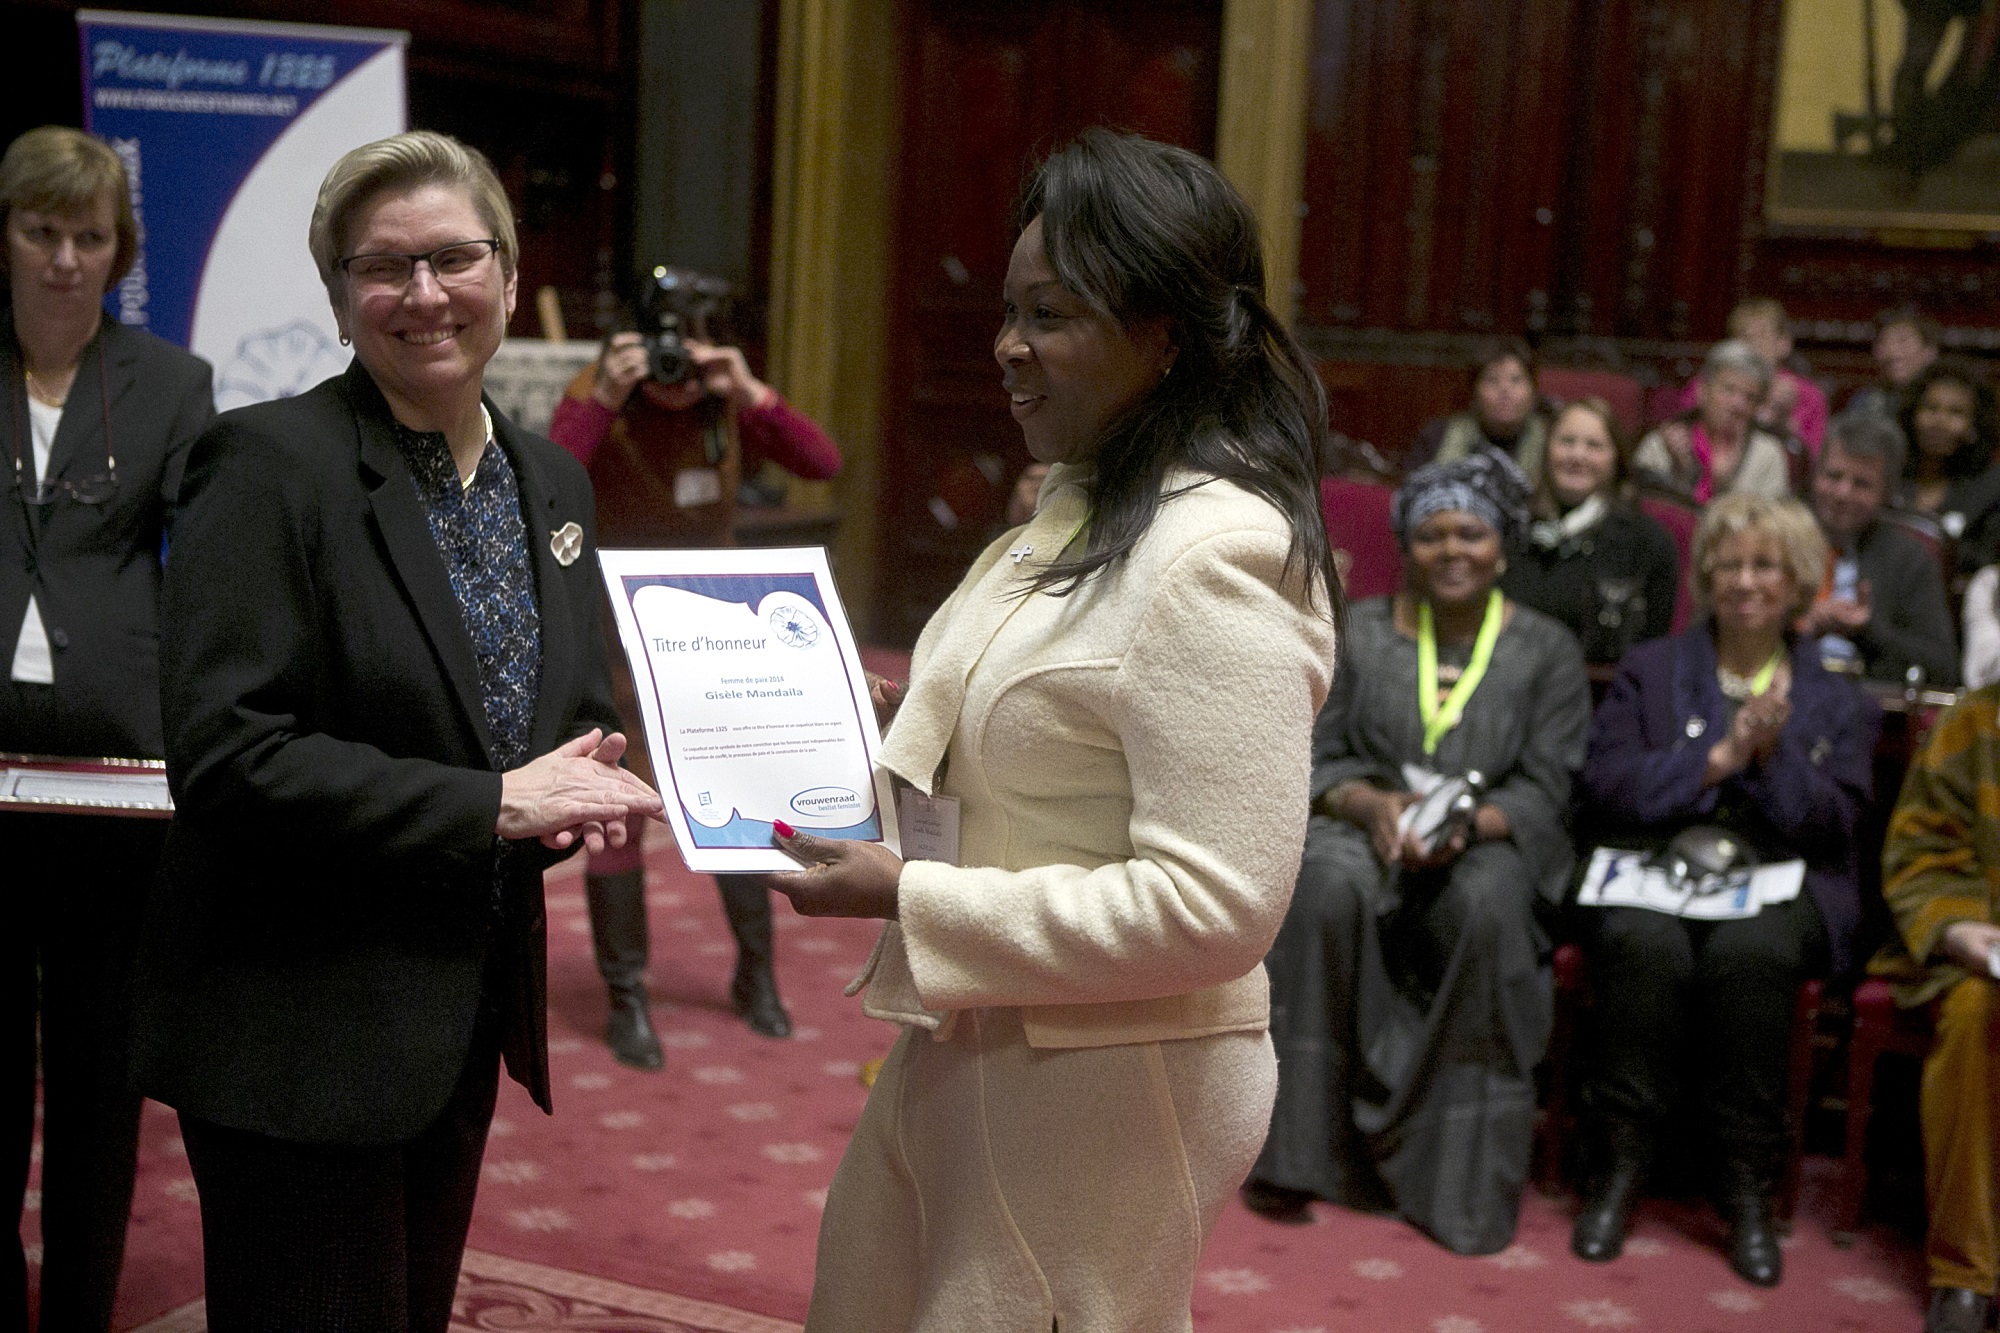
1898, 356, 1999, 483
1013, 129, 1340, 620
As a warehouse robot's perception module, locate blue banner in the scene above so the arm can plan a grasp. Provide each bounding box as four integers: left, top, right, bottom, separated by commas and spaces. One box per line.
78, 11, 406, 407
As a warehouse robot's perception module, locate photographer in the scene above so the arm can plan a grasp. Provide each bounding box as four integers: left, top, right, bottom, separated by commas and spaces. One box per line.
549, 327, 840, 1068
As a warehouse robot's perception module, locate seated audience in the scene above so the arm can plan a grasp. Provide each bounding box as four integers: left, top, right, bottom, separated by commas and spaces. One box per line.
1408, 336, 1550, 479
1849, 304, 1943, 419
1635, 340, 1790, 502
1895, 357, 2000, 572
1245, 451, 1591, 1255
1962, 566, 2000, 690
1800, 411, 1958, 685
1501, 397, 1679, 664
1570, 493, 1879, 1287
1675, 298, 1828, 459
1873, 686, 2000, 1333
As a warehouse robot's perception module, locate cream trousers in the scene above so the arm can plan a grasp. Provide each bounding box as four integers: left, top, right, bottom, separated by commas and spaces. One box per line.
805, 1008, 1276, 1332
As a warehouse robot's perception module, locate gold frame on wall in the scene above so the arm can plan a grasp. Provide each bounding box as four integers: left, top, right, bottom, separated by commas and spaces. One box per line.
1767, 0, 2000, 234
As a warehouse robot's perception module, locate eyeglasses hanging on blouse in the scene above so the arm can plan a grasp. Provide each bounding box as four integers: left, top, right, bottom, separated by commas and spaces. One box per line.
11, 333, 116, 506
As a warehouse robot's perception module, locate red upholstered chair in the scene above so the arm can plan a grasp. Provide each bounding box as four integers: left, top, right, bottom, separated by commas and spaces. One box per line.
1536, 940, 1823, 1227
1645, 383, 1687, 428
1831, 977, 1937, 1245
1539, 368, 1645, 439
1637, 492, 1698, 633
1321, 477, 1401, 602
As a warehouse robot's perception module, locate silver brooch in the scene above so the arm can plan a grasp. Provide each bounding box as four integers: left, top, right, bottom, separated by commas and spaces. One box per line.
550, 521, 583, 567
1684, 716, 1707, 739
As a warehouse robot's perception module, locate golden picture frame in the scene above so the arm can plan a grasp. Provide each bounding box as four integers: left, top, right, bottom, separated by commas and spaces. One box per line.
1768, 0, 2000, 235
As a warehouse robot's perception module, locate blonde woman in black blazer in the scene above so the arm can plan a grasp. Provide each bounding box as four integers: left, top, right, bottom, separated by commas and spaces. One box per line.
0, 127, 213, 1332
132, 131, 659, 1332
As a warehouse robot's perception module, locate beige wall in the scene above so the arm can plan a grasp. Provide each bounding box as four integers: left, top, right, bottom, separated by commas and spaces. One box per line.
766, 0, 899, 637
1216, 0, 1315, 325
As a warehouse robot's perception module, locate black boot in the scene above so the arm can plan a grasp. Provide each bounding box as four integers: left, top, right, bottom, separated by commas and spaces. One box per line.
717, 874, 791, 1037
1719, 1161, 1783, 1287
1572, 1128, 1648, 1262
1240, 1179, 1315, 1225
585, 868, 664, 1070
1924, 1287, 1993, 1333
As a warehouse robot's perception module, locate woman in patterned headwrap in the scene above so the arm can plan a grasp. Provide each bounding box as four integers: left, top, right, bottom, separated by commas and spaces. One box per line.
1243, 450, 1592, 1255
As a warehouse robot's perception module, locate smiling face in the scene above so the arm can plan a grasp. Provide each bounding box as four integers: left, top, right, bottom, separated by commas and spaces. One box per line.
1546, 405, 1619, 508
1706, 527, 1798, 639
995, 216, 1174, 466
7, 194, 118, 328
1811, 436, 1887, 546
1735, 312, 1792, 372
1875, 322, 1937, 387
331, 182, 516, 424
1406, 509, 1503, 610
1697, 367, 1764, 441
1913, 377, 1977, 460
1472, 356, 1535, 436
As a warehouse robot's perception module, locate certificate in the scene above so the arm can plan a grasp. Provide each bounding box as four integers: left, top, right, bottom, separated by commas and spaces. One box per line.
1575, 847, 1805, 921
599, 546, 899, 873
0, 753, 173, 817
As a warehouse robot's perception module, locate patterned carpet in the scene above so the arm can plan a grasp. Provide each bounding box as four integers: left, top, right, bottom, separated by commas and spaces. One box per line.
16, 687, 1934, 1330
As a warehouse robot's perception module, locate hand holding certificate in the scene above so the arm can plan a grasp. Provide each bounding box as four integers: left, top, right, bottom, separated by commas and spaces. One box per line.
599, 546, 900, 874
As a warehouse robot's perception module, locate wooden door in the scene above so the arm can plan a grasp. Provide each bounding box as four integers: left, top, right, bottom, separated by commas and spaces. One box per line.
873, 0, 1222, 646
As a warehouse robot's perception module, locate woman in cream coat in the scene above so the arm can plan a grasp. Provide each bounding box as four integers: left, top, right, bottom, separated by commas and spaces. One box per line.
768, 129, 1340, 1332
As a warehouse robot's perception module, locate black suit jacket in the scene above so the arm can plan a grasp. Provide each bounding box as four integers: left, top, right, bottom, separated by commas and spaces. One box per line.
1849, 518, 1959, 686
0, 314, 213, 756
133, 361, 619, 1146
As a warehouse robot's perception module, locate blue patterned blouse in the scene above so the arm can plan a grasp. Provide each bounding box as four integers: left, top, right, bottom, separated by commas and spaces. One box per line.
392, 418, 543, 771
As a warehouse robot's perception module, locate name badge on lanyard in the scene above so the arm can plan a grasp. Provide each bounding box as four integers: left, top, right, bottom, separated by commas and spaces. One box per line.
897, 789, 961, 866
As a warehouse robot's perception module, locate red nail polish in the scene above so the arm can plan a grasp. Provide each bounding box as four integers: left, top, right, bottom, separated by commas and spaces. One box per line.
773, 819, 796, 838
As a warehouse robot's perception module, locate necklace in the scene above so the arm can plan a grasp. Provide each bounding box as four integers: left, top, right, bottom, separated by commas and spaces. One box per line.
23, 366, 67, 408
1417, 589, 1505, 755
1717, 645, 1785, 701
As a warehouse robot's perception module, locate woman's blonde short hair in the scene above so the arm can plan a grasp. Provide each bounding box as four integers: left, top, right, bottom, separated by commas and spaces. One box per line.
1689, 492, 1827, 619
0, 126, 137, 294
308, 130, 516, 297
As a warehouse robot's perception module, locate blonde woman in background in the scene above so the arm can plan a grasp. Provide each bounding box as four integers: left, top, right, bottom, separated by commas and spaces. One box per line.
0, 126, 213, 1331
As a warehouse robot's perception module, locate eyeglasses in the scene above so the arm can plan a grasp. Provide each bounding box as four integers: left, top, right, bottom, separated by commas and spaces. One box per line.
16, 467, 117, 506
338, 239, 502, 293
13, 342, 116, 507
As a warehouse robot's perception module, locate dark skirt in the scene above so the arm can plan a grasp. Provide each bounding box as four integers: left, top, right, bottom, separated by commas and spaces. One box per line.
1251, 815, 1553, 1255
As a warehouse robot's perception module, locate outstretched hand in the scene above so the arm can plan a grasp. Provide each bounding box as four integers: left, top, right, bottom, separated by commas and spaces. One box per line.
766, 822, 903, 920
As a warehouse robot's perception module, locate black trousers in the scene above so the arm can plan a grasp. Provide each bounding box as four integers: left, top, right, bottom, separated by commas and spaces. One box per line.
1579, 895, 1827, 1174
179, 1040, 500, 1333
1, 809, 165, 1333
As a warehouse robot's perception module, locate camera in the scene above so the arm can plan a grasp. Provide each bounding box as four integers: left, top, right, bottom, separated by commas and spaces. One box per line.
639, 265, 731, 385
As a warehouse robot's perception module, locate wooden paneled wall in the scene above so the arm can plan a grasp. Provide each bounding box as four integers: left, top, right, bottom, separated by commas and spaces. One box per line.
870, 0, 1225, 644
1297, 0, 2000, 458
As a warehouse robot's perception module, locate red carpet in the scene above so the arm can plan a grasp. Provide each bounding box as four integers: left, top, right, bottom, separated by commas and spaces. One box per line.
15, 669, 1930, 1330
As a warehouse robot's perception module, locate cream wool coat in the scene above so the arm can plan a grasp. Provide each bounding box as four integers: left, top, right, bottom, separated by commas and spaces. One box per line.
859, 462, 1336, 1039
806, 464, 1335, 1333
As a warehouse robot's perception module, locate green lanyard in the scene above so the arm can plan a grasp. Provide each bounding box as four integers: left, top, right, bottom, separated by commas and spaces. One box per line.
1746, 645, 1783, 696
1417, 589, 1505, 755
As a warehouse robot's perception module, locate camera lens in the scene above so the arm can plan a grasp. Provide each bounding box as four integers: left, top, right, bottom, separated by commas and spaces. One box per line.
647, 330, 693, 384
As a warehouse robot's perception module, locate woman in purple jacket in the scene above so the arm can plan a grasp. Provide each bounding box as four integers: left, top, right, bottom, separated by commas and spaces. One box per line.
1569, 493, 1879, 1288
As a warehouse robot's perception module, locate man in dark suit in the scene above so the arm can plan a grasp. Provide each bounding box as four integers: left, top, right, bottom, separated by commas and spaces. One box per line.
1801, 410, 1959, 686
